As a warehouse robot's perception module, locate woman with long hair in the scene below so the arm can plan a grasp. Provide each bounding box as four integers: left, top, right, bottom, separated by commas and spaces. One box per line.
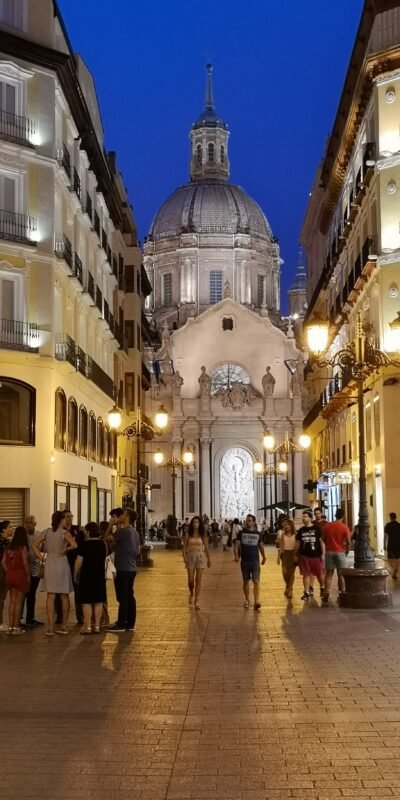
1, 526, 30, 634
33, 511, 77, 636
183, 515, 211, 609
74, 522, 107, 635
276, 517, 297, 599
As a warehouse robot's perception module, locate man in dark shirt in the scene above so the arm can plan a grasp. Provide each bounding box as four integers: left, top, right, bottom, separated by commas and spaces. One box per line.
384, 512, 400, 579
234, 514, 266, 610
107, 507, 141, 632
295, 510, 325, 601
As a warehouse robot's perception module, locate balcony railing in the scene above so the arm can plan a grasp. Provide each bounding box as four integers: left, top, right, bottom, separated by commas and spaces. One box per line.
83, 192, 92, 220
55, 333, 76, 367
95, 286, 103, 314
55, 234, 73, 269
72, 252, 83, 285
71, 167, 81, 200
55, 338, 115, 399
58, 143, 71, 179
0, 210, 37, 246
93, 210, 100, 238
83, 271, 95, 301
0, 318, 39, 352
104, 300, 110, 325
0, 109, 36, 147
86, 356, 114, 399
101, 229, 108, 253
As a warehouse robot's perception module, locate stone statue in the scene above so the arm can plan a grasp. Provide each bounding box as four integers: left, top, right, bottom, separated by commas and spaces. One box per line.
262, 366, 276, 396
291, 358, 304, 397
198, 365, 211, 397
224, 280, 231, 298
171, 370, 184, 397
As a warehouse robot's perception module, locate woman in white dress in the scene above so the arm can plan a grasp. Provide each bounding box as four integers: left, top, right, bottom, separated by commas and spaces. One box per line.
33, 511, 77, 636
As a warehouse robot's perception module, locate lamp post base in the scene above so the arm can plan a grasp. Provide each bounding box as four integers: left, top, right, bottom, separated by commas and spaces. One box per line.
338, 568, 392, 609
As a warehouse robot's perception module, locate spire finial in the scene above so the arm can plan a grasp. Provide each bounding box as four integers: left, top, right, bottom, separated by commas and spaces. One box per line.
205, 63, 214, 111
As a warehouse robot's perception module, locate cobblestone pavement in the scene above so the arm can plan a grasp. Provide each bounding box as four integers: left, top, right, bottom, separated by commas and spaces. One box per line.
2, 546, 400, 799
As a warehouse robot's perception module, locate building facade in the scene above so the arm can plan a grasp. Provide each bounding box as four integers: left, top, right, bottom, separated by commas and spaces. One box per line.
0, 0, 144, 528
144, 67, 308, 524
301, 0, 400, 552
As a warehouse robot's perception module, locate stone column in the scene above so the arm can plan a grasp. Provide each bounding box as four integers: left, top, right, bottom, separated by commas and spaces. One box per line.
172, 435, 183, 523
200, 431, 211, 518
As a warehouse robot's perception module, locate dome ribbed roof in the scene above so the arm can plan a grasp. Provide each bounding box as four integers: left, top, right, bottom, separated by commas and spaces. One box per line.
148, 182, 273, 241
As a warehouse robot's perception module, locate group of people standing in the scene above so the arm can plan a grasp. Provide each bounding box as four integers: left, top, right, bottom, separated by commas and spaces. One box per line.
0, 507, 140, 636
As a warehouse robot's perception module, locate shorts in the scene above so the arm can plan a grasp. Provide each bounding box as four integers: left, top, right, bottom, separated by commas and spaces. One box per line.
298, 556, 324, 579
186, 550, 206, 570
325, 551, 347, 571
388, 550, 400, 560
240, 561, 260, 582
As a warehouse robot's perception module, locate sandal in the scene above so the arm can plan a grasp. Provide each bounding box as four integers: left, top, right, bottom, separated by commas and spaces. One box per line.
45, 629, 55, 636
243, 600, 249, 608
56, 627, 68, 635
93, 627, 101, 634
80, 628, 92, 635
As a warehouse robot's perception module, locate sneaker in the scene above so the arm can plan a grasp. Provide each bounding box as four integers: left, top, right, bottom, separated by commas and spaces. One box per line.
0, 622, 9, 632
107, 623, 126, 633
301, 592, 310, 601
308, 586, 314, 597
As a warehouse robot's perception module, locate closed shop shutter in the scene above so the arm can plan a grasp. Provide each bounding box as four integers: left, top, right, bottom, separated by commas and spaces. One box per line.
0, 489, 26, 526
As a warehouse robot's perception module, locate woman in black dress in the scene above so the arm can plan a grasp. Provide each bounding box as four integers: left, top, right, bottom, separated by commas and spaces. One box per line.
74, 522, 107, 635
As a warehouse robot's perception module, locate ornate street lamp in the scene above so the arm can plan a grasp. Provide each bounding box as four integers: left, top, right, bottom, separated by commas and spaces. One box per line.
108, 405, 169, 538
259, 431, 310, 522
306, 311, 400, 607
154, 447, 194, 521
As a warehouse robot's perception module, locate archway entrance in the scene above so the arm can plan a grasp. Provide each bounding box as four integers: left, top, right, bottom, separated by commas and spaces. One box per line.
220, 447, 254, 519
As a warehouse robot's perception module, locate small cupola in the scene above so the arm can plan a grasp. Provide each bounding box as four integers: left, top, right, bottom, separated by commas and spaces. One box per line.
189, 64, 230, 182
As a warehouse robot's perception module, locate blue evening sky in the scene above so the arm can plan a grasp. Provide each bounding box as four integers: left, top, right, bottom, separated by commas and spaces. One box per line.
59, 0, 363, 312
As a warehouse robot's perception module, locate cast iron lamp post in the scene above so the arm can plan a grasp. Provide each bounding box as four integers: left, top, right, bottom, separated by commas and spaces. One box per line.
260, 430, 311, 518
254, 459, 287, 530
154, 447, 194, 521
306, 312, 400, 607
108, 405, 169, 538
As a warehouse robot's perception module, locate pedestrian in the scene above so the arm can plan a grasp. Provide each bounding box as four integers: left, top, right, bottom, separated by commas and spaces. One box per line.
99, 520, 111, 625
231, 517, 240, 558
183, 515, 211, 609
22, 515, 44, 627
234, 513, 266, 610
322, 508, 351, 603
309, 507, 326, 597
106, 508, 140, 633
74, 522, 107, 635
384, 512, 400, 580
1, 526, 30, 635
295, 510, 325, 601
54, 509, 83, 625
276, 518, 297, 599
0, 520, 13, 632
33, 511, 77, 636
210, 518, 220, 548
222, 520, 230, 551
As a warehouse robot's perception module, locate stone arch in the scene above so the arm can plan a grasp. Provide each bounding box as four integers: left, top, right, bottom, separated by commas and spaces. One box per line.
213, 441, 261, 521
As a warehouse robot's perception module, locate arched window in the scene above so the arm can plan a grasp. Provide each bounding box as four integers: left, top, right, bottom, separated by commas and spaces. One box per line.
54, 388, 66, 450
0, 378, 36, 446
209, 363, 251, 395
208, 142, 215, 163
67, 397, 78, 455
97, 418, 104, 464
220, 145, 225, 163
196, 144, 202, 165
79, 406, 88, 459
88, 412, 96, 461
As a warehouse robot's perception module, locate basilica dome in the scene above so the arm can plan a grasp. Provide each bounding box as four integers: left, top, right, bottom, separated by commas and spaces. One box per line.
148, 181, 273, 242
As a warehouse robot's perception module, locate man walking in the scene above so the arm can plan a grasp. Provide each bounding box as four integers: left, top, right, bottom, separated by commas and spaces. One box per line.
295, 510, 325, 601
24, 515, 44, 626
384, 512, 400, 580
234, 514, 266, 610
322, 508, 351, 603
107, 508, 140, 632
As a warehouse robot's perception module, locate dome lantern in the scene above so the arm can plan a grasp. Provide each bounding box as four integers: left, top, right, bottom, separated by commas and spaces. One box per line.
189, 64, 230, 182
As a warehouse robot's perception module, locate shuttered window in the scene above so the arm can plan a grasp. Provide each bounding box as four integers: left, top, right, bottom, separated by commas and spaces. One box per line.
0, 488, 26, 526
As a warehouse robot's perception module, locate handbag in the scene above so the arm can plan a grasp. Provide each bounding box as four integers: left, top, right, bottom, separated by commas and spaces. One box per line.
105, 553, 116, 580
38, 554, 46, 579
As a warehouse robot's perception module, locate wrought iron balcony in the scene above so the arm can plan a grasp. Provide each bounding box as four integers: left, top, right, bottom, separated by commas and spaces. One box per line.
95, 286, 103, 314
71, 167, 81, 200
58, 143, 71, 179
0, 318, 39, 352
0, 210, 37, 246
55, 234, 73, 270
86, 355, 114, 399
82, 192, 92, 220
0, 109, 36, 147
55, 333, 76, 367
72, 253, 83, 285
93, 210, 100, 238
103, 300, 110, 325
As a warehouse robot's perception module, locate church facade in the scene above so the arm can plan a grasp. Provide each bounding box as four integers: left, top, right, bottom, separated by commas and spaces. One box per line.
144, 66, 308, 523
